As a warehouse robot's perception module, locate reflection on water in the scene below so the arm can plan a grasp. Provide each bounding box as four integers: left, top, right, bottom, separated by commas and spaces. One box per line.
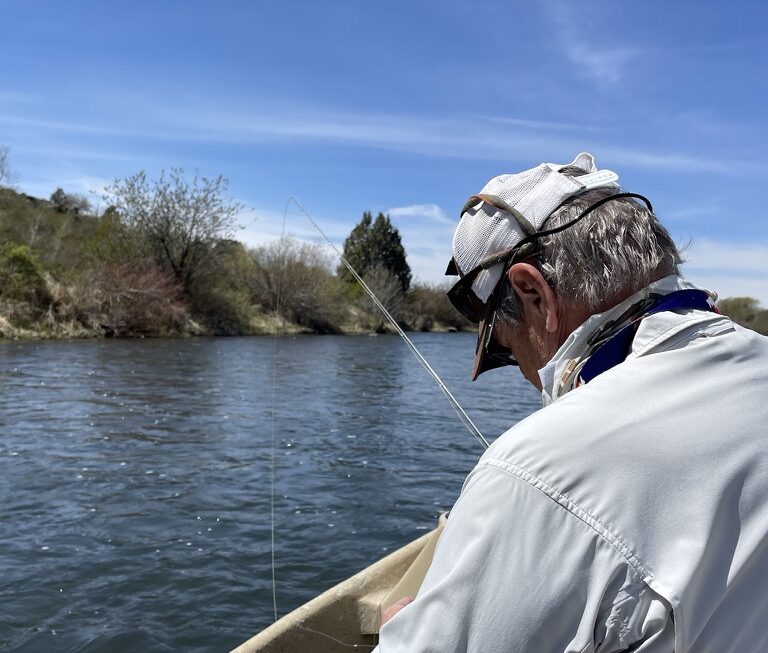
0, 334, 540, 652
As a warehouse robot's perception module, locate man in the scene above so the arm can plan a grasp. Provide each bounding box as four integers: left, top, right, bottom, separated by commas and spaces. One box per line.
375, 153, 768, 652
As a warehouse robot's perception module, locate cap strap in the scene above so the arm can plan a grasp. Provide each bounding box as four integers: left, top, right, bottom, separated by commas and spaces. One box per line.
460, 194, 536, 235
478, 241, 537, 270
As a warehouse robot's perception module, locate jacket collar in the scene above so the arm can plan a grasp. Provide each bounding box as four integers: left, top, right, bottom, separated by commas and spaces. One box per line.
538, 276, 712, 406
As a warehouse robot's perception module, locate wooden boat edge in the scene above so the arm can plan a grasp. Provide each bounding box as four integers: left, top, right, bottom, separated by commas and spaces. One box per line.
230, 516, 446, 653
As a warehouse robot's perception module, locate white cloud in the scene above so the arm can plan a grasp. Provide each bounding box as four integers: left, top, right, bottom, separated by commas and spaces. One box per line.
684, 239, 768, 276
681, 238, 768, 305
387, 203, 451, 224
684, 272, 768, 307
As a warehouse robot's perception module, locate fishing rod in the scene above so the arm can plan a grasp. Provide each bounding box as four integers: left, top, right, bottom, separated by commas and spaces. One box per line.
284, 197, 489, 451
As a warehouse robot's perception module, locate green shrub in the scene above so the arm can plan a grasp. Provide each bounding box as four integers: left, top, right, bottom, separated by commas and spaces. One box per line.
0, 243, 51, 308
190, 285, 253, 336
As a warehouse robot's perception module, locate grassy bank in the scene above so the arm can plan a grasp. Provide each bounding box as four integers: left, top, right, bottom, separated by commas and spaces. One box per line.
0, 187, 471, 340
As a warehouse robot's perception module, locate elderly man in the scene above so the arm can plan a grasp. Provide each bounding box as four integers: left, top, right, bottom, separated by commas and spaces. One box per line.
375, 153, 768, 652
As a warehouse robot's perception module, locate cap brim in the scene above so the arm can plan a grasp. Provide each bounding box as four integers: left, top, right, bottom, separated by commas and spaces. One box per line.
471, 316, 509, 381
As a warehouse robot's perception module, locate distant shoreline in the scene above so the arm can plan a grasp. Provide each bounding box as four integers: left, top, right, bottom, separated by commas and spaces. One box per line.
0, 319, 471, 342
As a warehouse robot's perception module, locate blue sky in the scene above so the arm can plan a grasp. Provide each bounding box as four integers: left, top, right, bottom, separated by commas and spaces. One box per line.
2, 0, 768, 303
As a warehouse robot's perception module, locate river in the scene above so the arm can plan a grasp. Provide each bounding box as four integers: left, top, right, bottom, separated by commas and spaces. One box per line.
0, 334, 540, 652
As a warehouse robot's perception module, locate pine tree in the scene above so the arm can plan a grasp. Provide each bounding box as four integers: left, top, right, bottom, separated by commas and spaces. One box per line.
337, 211, 373, 284
338, 211, 411, 293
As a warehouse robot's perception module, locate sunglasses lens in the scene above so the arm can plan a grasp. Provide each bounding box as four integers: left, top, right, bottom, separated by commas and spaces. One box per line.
447, 278, 484, 323
483, 316, 518, 368
486, 339, 519, 367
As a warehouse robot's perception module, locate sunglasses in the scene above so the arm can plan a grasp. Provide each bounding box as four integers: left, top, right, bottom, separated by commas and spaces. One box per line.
446, 191, 653, 324
481, 297, 520, 368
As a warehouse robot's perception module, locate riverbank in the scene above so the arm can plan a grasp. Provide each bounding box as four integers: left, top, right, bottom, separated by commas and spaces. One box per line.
0, 186, 473, 341
0, 309, 469, 341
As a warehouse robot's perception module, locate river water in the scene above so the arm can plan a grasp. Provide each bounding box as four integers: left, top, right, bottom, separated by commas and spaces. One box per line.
0, 334, 540, 652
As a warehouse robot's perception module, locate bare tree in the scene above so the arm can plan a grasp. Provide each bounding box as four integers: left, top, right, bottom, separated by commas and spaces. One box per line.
359, 263, 405, 332
0, 146, 16, 188
249, 237, 344, 333
103, 169, 242, 290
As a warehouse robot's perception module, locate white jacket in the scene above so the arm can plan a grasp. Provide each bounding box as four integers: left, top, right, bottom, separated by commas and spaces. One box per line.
377, 276, 768, 652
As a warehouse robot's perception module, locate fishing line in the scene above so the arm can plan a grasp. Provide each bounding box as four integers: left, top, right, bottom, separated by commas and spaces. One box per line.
286, 196, 489, 450
297, 624, 377, 649
267, 200, 291, 623
266, 198, 488, 635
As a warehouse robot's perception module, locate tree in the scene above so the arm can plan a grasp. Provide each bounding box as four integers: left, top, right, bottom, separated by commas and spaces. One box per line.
718, 296, 768, 336
338, 211, 373, 286
250, 237, 345, 333
50, 187, 91, 215
0, 146, 15, 188
717, 297, 760, 324
103, 169, 242, 291
338, 211, 412, 293
358, 264, 405, 332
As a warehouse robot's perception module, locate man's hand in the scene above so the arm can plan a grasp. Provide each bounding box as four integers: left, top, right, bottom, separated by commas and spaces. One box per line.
381, 596, 414, 627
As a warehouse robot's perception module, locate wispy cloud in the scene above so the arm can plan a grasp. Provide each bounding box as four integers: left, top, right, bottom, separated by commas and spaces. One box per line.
473, 115, 594, 132
0, 114, 120, 135
387, 203, 451, 224
684, 239, 768, 276
158, 105, 768, 175
665, 201, 724, 222
543, 1, 641, 86
682, 238, 768, 305
3, 91, 767, 178
562, 44, 640, 85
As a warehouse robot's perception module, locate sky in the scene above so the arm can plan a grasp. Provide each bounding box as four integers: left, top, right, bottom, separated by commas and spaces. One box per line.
2, 0, 768, 303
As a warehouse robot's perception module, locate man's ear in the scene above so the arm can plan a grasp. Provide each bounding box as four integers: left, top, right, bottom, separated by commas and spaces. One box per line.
506, 262, 559, 333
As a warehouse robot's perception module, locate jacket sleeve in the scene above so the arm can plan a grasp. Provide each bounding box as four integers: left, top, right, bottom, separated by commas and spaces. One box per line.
374, 460, 675, 653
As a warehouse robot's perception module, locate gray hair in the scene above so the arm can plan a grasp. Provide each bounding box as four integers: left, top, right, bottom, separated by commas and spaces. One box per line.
496, 167, 683, 326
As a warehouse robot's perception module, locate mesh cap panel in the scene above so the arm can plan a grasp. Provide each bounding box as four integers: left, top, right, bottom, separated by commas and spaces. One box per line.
451, 152, 611, 303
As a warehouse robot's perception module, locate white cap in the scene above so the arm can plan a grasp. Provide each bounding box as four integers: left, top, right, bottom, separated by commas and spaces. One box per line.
451, 152, 619, 303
